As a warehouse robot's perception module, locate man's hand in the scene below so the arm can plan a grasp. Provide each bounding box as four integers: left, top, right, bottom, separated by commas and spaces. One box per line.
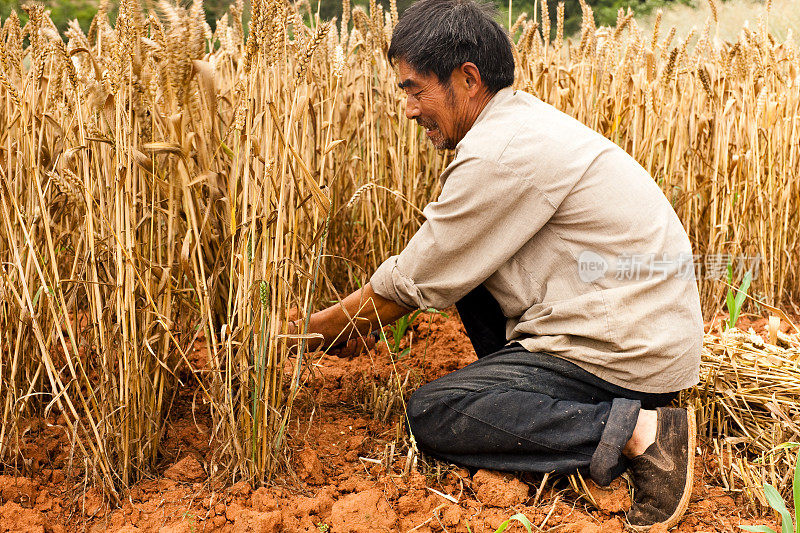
283, 317, 323, 351
335, 333, 378, 358
286, 317, 376, 357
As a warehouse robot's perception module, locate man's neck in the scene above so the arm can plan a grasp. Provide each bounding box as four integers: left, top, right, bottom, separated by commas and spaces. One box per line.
455, 89, 499, 145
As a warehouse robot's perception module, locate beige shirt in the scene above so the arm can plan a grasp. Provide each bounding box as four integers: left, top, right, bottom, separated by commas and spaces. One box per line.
370, 87, 703, 393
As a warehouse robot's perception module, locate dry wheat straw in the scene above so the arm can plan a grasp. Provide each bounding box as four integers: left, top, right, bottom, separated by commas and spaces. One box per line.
0, 0, 797, 507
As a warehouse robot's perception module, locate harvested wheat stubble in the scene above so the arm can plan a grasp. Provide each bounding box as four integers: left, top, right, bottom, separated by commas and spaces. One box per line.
690, 319, 800, 506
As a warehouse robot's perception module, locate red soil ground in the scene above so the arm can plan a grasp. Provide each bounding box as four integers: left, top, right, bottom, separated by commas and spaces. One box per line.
0, 311, 784, 532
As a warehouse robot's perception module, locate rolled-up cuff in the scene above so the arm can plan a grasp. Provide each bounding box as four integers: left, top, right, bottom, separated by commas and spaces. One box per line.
589, 398, 640, 486
370, 256, 425, 309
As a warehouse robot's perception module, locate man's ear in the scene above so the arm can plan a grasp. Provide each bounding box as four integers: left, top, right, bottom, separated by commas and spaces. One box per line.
460, 62, 483, 95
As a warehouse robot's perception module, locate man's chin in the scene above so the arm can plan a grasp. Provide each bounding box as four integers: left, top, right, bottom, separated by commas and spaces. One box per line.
426, 131, 452, 151
432, 140, 455, 151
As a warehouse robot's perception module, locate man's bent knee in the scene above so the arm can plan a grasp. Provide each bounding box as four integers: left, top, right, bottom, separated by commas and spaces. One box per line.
406, 384, 447, 452
405, 386, 431, 433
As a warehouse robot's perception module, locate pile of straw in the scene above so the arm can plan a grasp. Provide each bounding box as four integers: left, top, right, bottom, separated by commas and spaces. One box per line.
692, 318, 800, 505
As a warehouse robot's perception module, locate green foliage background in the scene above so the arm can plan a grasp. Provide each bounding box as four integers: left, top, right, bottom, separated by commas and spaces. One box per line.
0, 0, 688, 38
1, 0, 100, 30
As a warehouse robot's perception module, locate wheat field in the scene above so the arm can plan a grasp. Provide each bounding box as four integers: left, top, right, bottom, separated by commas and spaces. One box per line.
0, 0, 798, 501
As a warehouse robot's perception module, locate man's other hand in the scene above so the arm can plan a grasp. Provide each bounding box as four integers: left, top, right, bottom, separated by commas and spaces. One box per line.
334, 333, 378, 358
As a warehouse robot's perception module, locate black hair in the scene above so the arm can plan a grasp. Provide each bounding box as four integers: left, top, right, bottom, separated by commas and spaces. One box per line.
388, 0, 515, 93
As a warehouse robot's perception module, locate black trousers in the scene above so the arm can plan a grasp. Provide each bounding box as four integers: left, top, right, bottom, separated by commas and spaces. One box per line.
406, 285, 677, 485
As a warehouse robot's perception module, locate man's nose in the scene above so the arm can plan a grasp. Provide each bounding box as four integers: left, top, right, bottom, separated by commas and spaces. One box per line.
405, 97, 420, 120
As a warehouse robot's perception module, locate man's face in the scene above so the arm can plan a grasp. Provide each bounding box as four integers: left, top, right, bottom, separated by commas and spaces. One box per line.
397, 60, 470, 151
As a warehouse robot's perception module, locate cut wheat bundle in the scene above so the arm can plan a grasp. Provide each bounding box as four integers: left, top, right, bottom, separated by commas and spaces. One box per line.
689, 323, 800, 507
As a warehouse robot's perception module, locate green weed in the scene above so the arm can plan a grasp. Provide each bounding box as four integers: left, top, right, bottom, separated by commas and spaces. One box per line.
381, 308, 448, 358
726, 263, 752, 329
494, 512, 534, 532
466, 512, 533, 533
740, 446, 800, 533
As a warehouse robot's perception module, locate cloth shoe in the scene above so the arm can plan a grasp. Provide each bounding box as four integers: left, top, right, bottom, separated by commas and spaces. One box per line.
626, 407, 696, 531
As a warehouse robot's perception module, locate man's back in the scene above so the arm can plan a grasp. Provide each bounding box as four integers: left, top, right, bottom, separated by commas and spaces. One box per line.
372, 87, 703, 393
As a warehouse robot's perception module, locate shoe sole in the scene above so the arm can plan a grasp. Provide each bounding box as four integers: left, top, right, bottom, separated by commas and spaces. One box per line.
627, 407, 696, 532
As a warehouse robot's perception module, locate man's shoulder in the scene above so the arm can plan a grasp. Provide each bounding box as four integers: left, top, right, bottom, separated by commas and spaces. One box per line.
456, 89, 538, 162
457, 89, 612, 169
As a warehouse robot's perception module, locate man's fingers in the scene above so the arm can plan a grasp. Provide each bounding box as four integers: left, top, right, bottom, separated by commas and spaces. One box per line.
355, 333, 378, 355
364, 334, 377, 351
346, 339, 359, 357
333, 338, 356, 358
335, 335, 376, 358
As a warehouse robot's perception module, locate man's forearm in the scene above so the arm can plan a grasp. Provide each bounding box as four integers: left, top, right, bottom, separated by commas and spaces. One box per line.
306, 282, 411, 348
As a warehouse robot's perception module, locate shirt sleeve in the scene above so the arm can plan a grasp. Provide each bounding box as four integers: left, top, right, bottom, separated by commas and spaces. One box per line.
370, 154, 560, 310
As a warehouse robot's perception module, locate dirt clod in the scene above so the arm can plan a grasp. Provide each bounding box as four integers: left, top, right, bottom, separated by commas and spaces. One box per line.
473, 469, 530, 507
230, 480, 252, 497
231, 509, 283, 533
252, 487, 279, 512
0, 476, 38, 507
225, 502, 246, 522
294, 448, 325, 485
585, 477, 631, 513
442, 504, 463, 526
0, 501, 46, 533
330, 488, 399, 532
164, 455, 205, 483
157, 521, 194, 533
561, 518, 603, 533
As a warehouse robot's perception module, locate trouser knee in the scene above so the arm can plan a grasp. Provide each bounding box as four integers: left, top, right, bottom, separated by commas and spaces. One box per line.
405, 384, 445, 451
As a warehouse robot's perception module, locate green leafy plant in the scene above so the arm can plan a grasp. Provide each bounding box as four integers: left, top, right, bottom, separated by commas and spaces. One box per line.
726, 263, 752, 329
740, 446, 800, 533
181, 511, 198, 533
494, 512, 534, 533
465, 512, 533, 533
381, 308, 448, 358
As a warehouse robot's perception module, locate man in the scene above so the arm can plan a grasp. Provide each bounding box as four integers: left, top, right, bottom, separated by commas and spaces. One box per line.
295, 0, 703, 529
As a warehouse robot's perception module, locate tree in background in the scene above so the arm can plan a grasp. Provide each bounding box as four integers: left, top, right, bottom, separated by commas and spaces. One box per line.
0, 0, 232, 33
317, 0, 416, 22
1, 0, 109, 32
0, 0, 689, 45
318, 0, 688, 38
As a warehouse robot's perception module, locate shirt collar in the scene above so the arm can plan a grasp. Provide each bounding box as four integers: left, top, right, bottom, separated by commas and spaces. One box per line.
455, 86, 515, 153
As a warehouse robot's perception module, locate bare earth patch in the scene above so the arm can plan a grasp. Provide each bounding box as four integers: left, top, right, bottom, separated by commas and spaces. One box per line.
0, 312, 780, 532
